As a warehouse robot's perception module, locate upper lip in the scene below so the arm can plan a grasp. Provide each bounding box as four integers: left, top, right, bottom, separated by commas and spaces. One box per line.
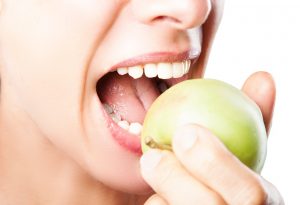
109, 49, 200, 72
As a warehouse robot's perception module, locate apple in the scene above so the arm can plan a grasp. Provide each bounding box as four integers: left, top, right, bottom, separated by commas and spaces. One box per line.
141, 79, 267, 173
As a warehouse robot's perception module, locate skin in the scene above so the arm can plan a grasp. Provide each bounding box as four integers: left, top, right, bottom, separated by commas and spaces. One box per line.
0, 0, 283, 204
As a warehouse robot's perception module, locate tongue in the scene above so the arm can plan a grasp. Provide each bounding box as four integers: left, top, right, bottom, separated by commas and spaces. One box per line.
97, 72, 161, 123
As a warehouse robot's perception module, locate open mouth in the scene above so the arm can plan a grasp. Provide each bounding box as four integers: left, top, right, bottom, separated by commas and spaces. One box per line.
96, 54, 196, 154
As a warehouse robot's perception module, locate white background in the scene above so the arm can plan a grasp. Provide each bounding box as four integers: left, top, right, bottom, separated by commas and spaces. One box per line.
205, 0, 300, 204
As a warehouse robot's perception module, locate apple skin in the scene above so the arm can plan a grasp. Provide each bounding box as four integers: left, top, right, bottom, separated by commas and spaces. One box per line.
141, 79, 267, 173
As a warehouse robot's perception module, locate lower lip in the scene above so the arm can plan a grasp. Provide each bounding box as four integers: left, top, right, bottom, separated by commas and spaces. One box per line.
100, 103, 143, 155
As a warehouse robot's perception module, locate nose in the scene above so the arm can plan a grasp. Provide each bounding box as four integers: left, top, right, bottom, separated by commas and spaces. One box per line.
131, 0, 211, 29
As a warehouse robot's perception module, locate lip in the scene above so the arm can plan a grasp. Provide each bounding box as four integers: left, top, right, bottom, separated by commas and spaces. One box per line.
110, 49, 200, 72
98, 50, 199, 155
101, 105, 142, 155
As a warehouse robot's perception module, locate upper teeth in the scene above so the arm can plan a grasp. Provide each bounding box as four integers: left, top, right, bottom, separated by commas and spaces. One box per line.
117, 60, 191, 79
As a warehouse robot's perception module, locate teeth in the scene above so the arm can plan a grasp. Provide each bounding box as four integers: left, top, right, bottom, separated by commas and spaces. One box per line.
117, 119, 143, 136
128, 122, 143, 135
128, 65, 143, 79
103, 103, 113, 114
115, 60, 191, 80
184, 60, 191, 73
103, 103, 143, 135
110, 112, 121, 123
119, 120, 144, 136
187, 59, 191, 69
172, 62, 184, 78
103, 104, 121, 123
117, 67, 128, 75
117, 120, 130, 130
144, 64, 157, 78
106, 60, 191, 135
157, 63, 173, 79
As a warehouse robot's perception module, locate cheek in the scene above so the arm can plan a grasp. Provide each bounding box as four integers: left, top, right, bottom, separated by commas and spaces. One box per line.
0, 0, 120, 165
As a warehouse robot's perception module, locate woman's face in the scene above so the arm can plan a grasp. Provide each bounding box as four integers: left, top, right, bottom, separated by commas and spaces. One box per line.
0, 0, 223, 193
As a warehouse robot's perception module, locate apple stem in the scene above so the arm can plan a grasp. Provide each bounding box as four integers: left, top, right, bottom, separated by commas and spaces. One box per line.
145, 136, 172, 151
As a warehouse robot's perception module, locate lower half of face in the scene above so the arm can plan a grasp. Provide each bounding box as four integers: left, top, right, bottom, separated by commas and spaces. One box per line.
0, 0, 220, 194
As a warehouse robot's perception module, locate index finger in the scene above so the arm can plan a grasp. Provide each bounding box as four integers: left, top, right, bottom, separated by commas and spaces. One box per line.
242, 71, 276, 135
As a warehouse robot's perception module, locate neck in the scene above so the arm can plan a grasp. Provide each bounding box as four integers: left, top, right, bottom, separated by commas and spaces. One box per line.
0, 102, 146, 205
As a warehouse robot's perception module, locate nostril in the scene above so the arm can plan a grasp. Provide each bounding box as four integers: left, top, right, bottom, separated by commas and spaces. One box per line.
152, 16, 181, 25
132, 0, 211, 30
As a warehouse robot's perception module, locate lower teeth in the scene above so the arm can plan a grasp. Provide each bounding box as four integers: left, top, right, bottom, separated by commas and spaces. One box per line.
103, 103, 143, 136
128, 122, 143, 136
110, 113, 121, 123
118, 120, 130, 130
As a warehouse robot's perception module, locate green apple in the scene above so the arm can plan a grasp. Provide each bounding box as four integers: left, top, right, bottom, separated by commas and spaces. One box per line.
141, 79, 267, 173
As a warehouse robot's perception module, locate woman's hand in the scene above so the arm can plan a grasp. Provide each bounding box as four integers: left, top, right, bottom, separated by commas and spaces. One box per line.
140, 72, 284, 205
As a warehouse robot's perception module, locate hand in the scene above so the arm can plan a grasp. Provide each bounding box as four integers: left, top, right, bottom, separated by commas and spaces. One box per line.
140, 72, 284, 205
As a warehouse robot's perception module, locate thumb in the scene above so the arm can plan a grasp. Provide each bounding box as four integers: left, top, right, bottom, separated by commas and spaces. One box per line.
242, 71, 276, 135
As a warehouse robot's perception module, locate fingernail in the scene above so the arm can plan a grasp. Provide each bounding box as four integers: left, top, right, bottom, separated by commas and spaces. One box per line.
173, 125, 198, 151
140, 150, 163, 172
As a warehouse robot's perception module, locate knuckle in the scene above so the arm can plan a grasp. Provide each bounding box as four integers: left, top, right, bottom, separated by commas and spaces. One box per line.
249, 186, 267, 205
243, 177, 268, 205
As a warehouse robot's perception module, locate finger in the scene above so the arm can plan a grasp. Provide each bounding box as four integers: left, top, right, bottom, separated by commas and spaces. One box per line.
140, 149, 226, 205
260, 177, 285, 205
173, 124, 267, 205
144, 194, 168, 205
242, 71, 276, 135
